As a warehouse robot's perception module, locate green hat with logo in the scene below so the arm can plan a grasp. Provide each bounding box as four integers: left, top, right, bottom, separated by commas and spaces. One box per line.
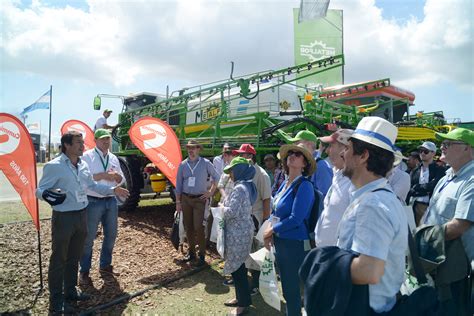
223, 157, 250, 174
289, 130, 318, 143
94, 128, 111, 139
436, 128, 474, 147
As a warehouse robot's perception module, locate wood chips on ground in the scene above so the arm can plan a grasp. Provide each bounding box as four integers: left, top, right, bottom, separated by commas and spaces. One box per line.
0, 202, 219, 314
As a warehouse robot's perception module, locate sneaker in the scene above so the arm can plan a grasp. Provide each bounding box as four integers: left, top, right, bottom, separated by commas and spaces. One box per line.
223, 278, 234, 286
99, 265, 120, 276
250, 287, 259, 296
79, 272, 93, 286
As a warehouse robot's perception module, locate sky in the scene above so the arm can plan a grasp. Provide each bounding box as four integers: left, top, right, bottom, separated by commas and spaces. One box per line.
1, 0, 473, 145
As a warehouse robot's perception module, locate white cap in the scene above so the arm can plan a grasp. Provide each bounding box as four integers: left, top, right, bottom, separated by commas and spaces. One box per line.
418, 141, 437, 152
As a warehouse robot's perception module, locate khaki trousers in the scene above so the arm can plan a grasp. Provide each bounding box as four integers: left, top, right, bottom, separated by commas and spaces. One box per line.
182, 194, 206, 257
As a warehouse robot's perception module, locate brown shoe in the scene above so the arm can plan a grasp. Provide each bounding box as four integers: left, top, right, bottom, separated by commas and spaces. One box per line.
79, 272, 93, 286
99, 265, 120, 276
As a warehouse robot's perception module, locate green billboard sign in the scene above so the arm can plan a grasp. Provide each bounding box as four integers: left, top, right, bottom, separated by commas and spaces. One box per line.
294, 9, 343, 90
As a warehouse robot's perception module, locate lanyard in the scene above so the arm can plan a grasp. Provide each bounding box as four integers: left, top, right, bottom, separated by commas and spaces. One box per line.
95, 148, 109, 172
66, 159, 82, 185
186, 157, 201, 176
437, 175, 457, 193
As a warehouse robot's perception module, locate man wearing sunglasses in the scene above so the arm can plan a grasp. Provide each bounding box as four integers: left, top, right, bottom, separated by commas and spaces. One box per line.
408, 141, 446, 225
423, 128, 474, 313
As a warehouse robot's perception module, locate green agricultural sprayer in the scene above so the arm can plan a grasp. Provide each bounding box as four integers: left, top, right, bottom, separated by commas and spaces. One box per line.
93, 55, 453, 211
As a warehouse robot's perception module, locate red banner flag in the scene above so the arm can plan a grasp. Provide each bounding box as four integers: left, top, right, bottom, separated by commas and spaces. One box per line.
0, 113, 40, 230
128, 117, 182, 187
60, 120, 95, 151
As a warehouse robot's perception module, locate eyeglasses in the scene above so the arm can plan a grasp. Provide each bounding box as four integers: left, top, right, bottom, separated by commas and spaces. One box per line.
419, 149, 431, 155
287, 150, 304, 157
441, 141, 466, 148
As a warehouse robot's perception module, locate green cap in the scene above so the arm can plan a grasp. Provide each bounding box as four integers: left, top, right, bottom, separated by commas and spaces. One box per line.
289, 130, 317, 143
436, 128, 474, 147
223, 157, 250, 174
94, 128, 111, 139
103, 108, 113, 113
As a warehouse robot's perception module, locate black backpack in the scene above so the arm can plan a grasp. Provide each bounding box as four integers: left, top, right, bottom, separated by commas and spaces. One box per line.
292, 177, 324, 248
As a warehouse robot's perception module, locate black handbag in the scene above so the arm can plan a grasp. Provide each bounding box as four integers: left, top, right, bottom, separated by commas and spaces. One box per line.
170, 212, 180, 250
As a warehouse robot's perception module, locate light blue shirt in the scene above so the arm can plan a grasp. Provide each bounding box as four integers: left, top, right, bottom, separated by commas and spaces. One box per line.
424, 160, 474, 269
36, 154, 115, 212
337, 178, 408, 313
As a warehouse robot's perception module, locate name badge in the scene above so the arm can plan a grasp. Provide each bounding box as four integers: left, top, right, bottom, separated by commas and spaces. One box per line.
76, 190, 88, 203
188, 177, 196, 187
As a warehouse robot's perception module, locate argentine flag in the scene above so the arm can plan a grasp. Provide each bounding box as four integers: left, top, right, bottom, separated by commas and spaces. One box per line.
20, 90, 51, 116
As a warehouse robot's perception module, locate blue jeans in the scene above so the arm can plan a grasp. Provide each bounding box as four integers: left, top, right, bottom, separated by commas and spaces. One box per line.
80, 197, 118, 272
274, 235, 309, 316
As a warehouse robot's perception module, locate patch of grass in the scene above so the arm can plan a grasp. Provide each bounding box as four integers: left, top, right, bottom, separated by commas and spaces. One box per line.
0, 196, 173, 225
0, 200, 52, 225
138, 197, 174, 208
123, 263, 285, 315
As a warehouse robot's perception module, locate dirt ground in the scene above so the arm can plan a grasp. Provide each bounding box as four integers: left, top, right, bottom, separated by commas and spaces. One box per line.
0, 199, 216, 314
0, 199, 284, 315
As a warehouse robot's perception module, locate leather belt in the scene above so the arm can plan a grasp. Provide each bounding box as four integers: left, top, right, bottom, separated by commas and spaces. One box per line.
183, 193, 202, 199
87, 195, 114, 200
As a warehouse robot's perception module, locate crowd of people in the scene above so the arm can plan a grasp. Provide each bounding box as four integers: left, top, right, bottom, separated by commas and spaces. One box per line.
174, 118, 473, 316
36, 116, 473, 315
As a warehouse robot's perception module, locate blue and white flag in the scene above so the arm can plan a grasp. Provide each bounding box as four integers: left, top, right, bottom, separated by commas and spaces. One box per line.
20, 90, 50, 116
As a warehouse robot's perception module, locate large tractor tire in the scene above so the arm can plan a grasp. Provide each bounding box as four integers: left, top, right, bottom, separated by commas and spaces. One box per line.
118, 156, 143, 212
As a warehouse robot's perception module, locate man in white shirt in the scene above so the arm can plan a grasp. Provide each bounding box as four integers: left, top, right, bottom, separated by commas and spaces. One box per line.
79, 129, 124, 286
212, 143, 232, 179
94, 109, 115, 131
314, 129, 354, 247
387, 151, 411, 201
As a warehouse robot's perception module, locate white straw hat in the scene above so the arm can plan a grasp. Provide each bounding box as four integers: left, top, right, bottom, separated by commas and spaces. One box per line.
351, 117, 398, 153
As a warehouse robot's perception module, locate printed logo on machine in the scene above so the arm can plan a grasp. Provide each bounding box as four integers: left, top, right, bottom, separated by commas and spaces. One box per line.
300, 40, 335, 62
139, 124, 168, 149
0, 122, 21, 156
67, 123, 88, 138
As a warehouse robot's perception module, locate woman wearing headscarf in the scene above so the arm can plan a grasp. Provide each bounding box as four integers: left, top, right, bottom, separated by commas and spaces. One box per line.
221, 157, 257, 315
263, 143, 316, 316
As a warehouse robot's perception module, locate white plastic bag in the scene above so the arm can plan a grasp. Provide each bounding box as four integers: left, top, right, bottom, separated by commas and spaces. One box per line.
250, 247, 281, 311
256, 219, 271, 244
211, 207, 225, 257
400, 270, 435, 296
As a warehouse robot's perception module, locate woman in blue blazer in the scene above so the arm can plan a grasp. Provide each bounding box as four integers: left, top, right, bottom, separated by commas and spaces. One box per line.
264, 143, 316, 316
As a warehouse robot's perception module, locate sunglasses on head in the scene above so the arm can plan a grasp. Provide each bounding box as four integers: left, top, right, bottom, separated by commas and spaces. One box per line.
287, 150, 304, 157
419, 149, 431, 154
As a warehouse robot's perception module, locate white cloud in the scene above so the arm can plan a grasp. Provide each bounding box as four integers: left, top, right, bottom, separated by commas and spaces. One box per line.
1, 0, 472, 92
